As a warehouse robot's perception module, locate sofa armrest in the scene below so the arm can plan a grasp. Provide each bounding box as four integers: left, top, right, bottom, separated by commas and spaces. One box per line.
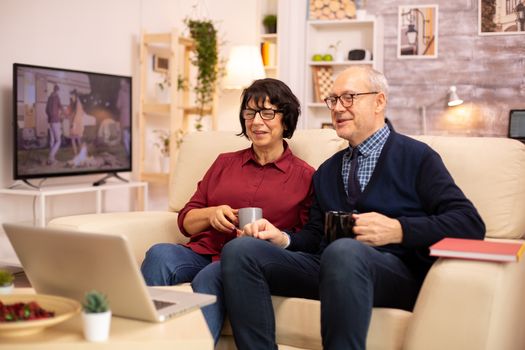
403, 249, 525, 350
48, 211, 187, 265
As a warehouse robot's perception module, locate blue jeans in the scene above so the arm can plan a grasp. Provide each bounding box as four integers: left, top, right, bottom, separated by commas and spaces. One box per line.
140, 244, 224, 344
221, 237, 421, 350
192, 261, 225, 344
141, 244, 210, 285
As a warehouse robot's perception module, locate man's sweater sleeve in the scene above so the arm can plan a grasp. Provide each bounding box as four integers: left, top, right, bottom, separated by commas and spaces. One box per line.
398, 150, 486, 248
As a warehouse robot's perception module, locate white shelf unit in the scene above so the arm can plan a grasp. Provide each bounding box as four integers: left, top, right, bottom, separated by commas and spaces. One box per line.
304, 17, 384, 129
259, 0, 279, 79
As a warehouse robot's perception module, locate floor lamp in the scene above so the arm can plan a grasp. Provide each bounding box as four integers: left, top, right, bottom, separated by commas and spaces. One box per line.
420, 85, 463, 134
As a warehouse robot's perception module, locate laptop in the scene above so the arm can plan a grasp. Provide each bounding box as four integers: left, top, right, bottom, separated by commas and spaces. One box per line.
2, 223, 216, 323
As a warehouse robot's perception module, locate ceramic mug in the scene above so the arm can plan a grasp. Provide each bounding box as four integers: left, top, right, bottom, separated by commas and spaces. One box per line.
238, 207, 263, 229
324, 211, 356, 243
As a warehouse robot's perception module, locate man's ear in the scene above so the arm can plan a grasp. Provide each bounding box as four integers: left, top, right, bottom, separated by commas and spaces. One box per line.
375, 92, 387, 113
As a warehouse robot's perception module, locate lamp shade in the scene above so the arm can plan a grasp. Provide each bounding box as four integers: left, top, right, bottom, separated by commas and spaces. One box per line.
447, 86, 463, 107
406, 24, 418, 45
223, 45, 266, 89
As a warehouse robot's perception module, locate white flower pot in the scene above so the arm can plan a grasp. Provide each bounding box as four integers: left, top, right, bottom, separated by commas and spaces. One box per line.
335, 50, 345, 62
82, 310, 112, 342
0, 284, 14, 294
159, 155, 170, 173
155, 84, 170, 103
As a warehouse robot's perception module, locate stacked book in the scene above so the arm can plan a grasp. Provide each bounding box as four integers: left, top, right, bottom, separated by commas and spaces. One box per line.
430, 238, 525, 262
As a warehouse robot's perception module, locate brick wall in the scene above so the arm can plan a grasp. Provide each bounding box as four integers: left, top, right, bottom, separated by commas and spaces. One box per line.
368, 0, 525, 136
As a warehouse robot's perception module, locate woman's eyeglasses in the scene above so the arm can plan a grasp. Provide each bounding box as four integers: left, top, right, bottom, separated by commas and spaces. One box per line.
241, 109, 282, 120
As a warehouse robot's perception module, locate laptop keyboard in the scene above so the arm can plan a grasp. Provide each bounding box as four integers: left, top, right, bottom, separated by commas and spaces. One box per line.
153, 299, 176, 310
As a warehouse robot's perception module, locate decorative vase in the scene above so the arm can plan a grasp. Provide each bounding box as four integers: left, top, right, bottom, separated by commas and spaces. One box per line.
82, 310, 112, 342
155, 84, 170, 103
356, 9, 367, 20
0, 284, 14, 294
335, 50, 345, 62
159, 156, 170, 173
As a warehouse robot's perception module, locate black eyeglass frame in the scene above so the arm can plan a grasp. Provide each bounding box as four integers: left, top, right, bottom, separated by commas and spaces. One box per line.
324, 92, 379, 110
241, 109, 283, 120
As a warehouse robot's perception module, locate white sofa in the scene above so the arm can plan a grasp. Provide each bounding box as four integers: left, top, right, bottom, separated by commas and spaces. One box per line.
49, 129, 525, 350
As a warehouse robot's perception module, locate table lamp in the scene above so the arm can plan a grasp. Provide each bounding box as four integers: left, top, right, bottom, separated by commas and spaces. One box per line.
223, 45, 266, 89
420, 85, 464, 134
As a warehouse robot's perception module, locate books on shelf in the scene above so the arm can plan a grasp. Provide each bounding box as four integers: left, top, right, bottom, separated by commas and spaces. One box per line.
261, 42, 276, 67
430, 238, 525, 262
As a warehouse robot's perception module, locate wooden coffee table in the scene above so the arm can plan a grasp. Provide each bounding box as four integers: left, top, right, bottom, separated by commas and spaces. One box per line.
0, 288, 213, 350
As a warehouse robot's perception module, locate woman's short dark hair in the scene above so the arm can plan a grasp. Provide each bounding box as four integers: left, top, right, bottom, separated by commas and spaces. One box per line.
238, 78, 300, 139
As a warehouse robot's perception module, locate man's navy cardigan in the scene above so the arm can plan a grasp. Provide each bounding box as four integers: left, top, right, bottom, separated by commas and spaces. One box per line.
288, 126, 485, 280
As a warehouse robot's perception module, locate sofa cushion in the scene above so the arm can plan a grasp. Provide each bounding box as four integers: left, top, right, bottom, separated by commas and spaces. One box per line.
174, 281, 412, 350
413, 136, 525, 239
48, 211, 183, 265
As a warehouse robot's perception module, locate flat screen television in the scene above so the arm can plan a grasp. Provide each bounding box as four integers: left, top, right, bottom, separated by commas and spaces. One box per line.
13, 63, 132, 184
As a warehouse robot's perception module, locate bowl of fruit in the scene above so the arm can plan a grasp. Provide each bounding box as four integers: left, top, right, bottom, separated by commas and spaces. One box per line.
0, 294, 80, 337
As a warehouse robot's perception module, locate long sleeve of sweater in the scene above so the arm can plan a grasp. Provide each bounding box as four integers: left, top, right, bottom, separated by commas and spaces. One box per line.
398, 151, 485, 248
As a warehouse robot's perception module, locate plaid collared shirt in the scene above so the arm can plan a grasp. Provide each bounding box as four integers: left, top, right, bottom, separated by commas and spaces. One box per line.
342, 124, 390, 196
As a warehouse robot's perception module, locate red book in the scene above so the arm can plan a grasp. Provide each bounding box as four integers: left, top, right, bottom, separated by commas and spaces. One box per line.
430, 238, 525, 262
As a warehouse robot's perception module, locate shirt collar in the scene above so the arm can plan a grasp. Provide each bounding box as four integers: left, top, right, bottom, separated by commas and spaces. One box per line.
242, 140, 292, 173
345, 124, 390, 158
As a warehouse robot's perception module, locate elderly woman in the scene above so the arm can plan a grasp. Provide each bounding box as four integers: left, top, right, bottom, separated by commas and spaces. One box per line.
141, 78, 314, 343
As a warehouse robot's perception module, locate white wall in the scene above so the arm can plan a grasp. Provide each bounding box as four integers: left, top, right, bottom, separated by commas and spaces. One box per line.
0, 0, 259, 264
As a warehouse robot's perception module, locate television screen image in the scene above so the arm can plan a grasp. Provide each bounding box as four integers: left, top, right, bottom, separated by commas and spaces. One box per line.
13, 63, 132, 180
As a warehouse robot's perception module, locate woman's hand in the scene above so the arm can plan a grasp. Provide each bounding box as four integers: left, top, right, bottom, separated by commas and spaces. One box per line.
183, 205, 239, 235
209, 205, 239, 233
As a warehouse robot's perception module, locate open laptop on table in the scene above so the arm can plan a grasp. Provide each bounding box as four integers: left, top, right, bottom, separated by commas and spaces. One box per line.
2, 223, 216, 323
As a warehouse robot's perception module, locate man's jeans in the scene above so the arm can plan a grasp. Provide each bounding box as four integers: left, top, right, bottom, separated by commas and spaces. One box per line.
221, 237, 421, 350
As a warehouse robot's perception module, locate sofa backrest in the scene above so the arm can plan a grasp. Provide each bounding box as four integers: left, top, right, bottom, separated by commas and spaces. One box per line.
170, 130, 525, 240
413, 136, 525, 239
169, 129, 346, 212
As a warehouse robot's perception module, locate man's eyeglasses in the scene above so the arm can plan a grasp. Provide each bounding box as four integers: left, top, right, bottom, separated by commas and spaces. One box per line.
324, 92, 379, 110
241, 109, 282, 120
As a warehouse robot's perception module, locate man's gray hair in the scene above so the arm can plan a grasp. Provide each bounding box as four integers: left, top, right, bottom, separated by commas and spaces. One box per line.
365, 67, 389, 100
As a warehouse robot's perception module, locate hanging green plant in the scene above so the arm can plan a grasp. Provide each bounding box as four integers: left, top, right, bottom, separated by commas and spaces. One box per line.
185, 18, 220, 130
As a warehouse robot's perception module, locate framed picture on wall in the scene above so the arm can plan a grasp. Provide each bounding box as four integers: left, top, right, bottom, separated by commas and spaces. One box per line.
479, 0, 525, 35
397, 5, 439, 59
152, 55, 169, 73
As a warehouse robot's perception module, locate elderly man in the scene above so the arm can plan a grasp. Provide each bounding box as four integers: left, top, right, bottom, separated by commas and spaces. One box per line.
221, 66, 485, 350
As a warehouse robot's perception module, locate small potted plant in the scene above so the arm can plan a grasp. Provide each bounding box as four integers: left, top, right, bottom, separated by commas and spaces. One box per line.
154, 129, 170, 173
0, 269, 14, 294
329, 40, 344, 62
263, 14, 277, 34
81, 290, 111, 342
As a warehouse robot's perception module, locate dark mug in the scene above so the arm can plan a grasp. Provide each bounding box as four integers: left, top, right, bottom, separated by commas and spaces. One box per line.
324, 211, 356, 243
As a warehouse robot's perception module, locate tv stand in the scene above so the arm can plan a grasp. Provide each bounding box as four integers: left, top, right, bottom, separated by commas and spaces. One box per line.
93, 172, 129, 187
8, 179, 44, 190
0, 182, 148, 227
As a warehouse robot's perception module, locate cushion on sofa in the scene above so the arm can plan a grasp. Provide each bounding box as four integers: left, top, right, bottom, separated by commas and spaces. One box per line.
414, 136, 525, 239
